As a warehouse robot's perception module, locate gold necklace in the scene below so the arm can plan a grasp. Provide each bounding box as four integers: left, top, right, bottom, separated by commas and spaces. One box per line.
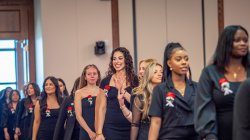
176, 87, 185, 96
232, 66, 242, 80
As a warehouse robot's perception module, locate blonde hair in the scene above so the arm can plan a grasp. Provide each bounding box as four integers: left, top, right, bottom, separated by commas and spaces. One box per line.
133, 62, 162, 120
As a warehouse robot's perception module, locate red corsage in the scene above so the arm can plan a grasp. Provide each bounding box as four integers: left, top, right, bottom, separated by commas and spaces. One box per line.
104, 85, 110, 97
166, 92, 175, 107
28, 103, 33, 113
67, 106, 73, 116
87, 95, 93, 105
45, 107, 51, 117
219, 78, 233, 96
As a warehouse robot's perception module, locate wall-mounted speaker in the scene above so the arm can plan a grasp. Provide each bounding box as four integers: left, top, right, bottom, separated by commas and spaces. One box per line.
95, 41, 105, 55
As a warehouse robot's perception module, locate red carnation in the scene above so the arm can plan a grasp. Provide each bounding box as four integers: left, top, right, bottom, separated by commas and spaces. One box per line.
167, 92, 176, 98
219, 78, 227, 86
105, 85, 110, 91
67, 106, 72, 111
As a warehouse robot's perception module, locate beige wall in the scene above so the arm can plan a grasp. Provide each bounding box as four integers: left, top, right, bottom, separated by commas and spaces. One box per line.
34, 0, 250, 89
35, 0, 112, 89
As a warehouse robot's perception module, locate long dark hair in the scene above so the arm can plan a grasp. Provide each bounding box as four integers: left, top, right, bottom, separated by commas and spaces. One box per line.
212, 25, 249, 73
8, 90, 20, 109
107, 47, 138, 88
70, 77, 81, 98
40, 76, 63, 110
24, 83, 40, 109
58, 78, 69, 97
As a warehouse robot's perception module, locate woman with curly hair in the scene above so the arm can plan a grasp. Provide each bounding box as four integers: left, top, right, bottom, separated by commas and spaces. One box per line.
96, 47, 139, 140
15, 83, 40, 140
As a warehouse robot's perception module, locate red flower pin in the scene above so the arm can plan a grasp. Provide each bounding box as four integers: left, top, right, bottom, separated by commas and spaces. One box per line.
28, 103, 33, 113
87, 95, 93, 105
104, 85, 110, 97
166, 92, 175, 107
219, 78, 233, 96
67, 106, 73, 116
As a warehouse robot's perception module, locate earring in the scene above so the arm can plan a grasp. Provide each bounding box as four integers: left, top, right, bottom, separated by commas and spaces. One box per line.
170, 67, 172, 71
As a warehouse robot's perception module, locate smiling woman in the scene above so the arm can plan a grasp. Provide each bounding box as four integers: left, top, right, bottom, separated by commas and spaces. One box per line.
95, 47, 139, 140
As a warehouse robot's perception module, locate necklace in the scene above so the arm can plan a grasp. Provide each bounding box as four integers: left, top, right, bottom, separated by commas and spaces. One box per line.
231, 66, 242, 80
175, 87, 185, 96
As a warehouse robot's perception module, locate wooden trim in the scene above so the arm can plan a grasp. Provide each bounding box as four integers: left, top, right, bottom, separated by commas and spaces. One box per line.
111, 0, 119, 49
218, 0, 224, 33
27, 0, 36, 82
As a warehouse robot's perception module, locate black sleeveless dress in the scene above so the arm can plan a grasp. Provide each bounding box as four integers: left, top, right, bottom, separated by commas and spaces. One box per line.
37, 108, 60, 140
100, 76, 137, 140
79, 96, 96, 140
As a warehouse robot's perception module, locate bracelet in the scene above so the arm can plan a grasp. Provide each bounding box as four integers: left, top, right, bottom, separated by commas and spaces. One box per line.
125, 111, 131, 118
96, 132, 103, 136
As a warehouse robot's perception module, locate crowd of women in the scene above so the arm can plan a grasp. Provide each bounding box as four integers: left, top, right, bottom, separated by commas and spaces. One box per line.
0, 24, 249, 140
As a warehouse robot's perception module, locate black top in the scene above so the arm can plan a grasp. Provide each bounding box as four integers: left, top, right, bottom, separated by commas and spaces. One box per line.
0, 99, 7, 140
1, 103, 17, 140
233, 78, 250, 140
53, 96, 79, 140
131, 94, 150, 140
194, 65, 250, 140
148, 76, 198, 139
79, 96, 96, 140
100, 75, 138, 140
37, 106, 60, 140
15, 98, 35, 140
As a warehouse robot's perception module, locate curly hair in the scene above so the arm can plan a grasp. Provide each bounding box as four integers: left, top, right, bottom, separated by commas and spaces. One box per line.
106, 47, 137, 87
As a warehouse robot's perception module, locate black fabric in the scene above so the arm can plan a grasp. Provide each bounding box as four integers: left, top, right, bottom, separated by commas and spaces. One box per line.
15, 98, 34, 140
79, 96, 96, 140
194, 65, 250, 140
1, 104, 17, 140
233, 78, 250, 140
100, 75, 138, 140
37, 108, 60, 140
148, 77, 198, 139
53, 96, 79, 140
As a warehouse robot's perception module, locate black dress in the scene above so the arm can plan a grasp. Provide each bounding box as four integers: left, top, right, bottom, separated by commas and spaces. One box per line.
37, 107, 60, 140
131, 95, 150, 140
100, 75, 138, 140
1, 104, 17, 140
148, 76, 198, 140
0, 99, 7, 140
53, 96, 80, 140
16, 98, 34, 140
79, 96, 96, 140
194, 65, 250, 140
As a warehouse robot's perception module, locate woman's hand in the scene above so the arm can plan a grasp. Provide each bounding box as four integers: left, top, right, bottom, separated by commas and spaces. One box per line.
15, 127, 21, 136
117, 90, 125, 107
88, 130, 96, 140
4, 131, 10, 140
95, 134, 105, 140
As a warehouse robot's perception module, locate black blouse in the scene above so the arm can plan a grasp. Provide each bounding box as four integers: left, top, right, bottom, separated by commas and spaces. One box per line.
194, 65, 250, 140
148, 77, 197, 139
